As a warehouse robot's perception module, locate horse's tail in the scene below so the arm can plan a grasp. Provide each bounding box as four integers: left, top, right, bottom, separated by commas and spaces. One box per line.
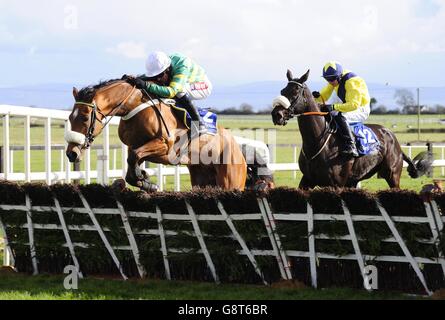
402, 151, 434, 178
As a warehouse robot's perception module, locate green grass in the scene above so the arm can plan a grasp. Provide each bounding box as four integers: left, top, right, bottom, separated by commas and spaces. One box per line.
0, 273, 418, 300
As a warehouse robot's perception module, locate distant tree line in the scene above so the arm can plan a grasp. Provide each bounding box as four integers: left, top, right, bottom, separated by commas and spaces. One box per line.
214, 89, 445, 115
372, 89, 445, 115
214, 103, 272, 115
214, 90, 445, 115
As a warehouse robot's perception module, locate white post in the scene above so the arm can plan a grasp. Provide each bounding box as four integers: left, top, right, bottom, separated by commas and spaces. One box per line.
217, 201, 268, 285
25, 115, 31, 182
59, 149, 64, 173
377, 201, 432, 296
5, 247, 11, 267
3, 114, 10, 180
117, 200, 146, 279
185, 201, 220, 284
97, 149, 104, 184
174, 166, 181, 192
121, 144, 128, 179
293, 146, 298, 180
102, 125, 110, 184
342, 201, 368, 290
262, 198, 292, 280
45, 117, 52, 185
25, 195, 39, 275
85, 148, 91, 184
156, 206, 171, 280
157, 164, 164, 191
0, 215, 12, 267
257, 198, 288, 280
64, 121, 72, 183
53, 197, 83, 278
307, 202, 317, 288
442, 147, 444, 177
9, 150, 13, 174
78, 191, 128, 280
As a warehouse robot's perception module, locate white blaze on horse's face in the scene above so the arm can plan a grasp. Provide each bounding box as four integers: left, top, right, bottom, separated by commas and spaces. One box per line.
72, 108, 79, 119
65, 106, 89, 146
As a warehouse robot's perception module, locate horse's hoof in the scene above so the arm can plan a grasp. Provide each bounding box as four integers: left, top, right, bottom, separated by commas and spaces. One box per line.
140, 181, 159, 193
111, 179, 127, 192
135, 166, 145, 180
253, 181, 275, 192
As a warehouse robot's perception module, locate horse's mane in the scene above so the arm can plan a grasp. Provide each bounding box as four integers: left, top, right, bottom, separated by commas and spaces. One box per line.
77, 78, 123, 102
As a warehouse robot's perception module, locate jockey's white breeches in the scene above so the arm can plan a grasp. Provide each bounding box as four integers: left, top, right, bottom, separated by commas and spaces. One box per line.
176, 76, 213, 101
342, 103, 371, 123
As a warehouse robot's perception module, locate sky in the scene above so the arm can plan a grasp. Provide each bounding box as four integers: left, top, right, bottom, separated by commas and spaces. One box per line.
0, 0, 444, 88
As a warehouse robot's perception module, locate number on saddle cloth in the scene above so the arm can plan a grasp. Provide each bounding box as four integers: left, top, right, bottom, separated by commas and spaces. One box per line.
349, 123, 380, 156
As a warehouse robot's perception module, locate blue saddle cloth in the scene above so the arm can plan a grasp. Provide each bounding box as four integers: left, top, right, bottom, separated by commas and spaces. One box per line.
185, 108, 218, 135
349, 123, 380, 156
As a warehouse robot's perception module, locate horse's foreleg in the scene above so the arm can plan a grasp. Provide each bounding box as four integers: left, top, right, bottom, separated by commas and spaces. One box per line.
125, 139, 170, 191
299, 175, 314, 190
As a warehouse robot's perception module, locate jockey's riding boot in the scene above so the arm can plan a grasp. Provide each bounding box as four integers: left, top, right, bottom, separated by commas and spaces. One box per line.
176, 95, 207, 134
335, 113, 359, 158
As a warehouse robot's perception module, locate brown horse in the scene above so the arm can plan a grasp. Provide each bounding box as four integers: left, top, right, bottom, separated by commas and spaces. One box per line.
271, 69, 433, 189
65, 79, 247, 191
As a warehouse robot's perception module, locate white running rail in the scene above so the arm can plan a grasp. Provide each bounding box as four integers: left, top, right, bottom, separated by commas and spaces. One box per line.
1, 105, 445, 191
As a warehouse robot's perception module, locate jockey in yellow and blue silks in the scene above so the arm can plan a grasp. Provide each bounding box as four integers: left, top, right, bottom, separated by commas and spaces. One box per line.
128, 52, 212, 134
312, 61, 371, 158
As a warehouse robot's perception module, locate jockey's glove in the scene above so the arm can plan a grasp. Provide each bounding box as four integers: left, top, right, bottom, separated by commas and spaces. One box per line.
134, 77, 148, 90
312, 91, 321, 99
126, 76, 148, 90
321, 104, 334, 113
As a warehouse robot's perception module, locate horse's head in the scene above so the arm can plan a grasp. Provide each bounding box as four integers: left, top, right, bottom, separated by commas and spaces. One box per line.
65, 80, 137, 163
271, 69, 311, 126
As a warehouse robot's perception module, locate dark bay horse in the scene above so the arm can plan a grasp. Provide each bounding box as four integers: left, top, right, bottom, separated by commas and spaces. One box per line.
271, 69, 432, 189
65, 79, 248, 191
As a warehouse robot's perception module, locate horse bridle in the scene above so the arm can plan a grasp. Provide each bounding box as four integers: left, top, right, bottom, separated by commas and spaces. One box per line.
74, 85, 136, 149
284, 80, 337, 161
286, 81, 309, 118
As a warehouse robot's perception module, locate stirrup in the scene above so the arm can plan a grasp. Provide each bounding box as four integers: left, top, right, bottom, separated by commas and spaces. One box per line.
198, 124, 208, 134
189, 123, 207, 139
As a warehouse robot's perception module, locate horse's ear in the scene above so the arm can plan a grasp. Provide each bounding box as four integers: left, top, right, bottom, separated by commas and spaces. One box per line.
72, 87, 79, 100
299, 69, 310, 83
286, 69, 294, 81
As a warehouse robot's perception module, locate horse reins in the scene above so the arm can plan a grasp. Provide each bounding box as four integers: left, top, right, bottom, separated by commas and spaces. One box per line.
141, 89, 172, 138
75, 84, 137, 149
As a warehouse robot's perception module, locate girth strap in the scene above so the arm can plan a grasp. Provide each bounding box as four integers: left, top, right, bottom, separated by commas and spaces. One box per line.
122, 99, 176, 121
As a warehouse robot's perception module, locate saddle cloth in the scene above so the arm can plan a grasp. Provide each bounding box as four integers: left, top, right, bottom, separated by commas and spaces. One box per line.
172, 105, 218, 135
349, 122, 380, 156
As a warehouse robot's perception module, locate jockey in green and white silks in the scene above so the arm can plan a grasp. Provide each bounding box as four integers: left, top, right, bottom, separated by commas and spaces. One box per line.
130, 52, 212, 134
145, 52, 212, 100
312, 61, 371, 158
